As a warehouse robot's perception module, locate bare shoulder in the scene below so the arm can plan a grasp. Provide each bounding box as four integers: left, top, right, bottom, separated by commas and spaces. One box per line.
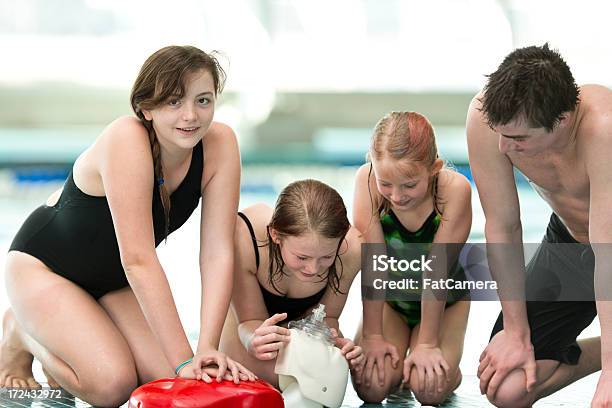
99, 116, 150, 150
580, 84, 612, 105
354, 162, 380, 201
233, 203, 270, 274
241, 203, 274, 241
466, 90, 494, 141
466, 91, 486, 123
435, 169, 471, 216
71, 116, 151, 197
94, 116, 151, 169
580, 88, 612, 188
340, 226, 364, 273
438, 169, 471, 197
203, 121, 239, 151
466, 90, 509, 169
105, 115, 149, 137
202, 121, 239, 171
469, 90, 486, 108
355, 162, 371, 178
580, 85, 612, 135
201, 121, 240, 188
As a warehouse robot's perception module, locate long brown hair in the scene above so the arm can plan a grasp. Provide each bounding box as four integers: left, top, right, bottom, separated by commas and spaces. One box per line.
130, 45, 226, 239
267, 179, 351, 295
368, 111, 443, 217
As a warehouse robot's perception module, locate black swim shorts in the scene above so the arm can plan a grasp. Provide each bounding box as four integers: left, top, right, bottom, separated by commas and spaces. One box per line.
490, 213, 597, 365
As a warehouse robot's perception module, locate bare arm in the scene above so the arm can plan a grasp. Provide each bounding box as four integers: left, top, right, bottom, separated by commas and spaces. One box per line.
231, 205, 292, 361
317, 226, 364, 337
466, 95, 528, 334
417, 172, 472, 346
468, 94, 537, 396
232, 222, 270, 352
353, 163, 386, 337
101, 117, 192, 369
352, 163, 400, 385
198, 123, 241, 352
317, 228, 365, 369
584, 114, 612, 373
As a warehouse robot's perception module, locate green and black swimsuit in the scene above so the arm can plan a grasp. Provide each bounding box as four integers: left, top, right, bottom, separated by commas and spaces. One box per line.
381, 208, 468, 328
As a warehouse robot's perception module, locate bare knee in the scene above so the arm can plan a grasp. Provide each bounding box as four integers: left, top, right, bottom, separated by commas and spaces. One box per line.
488, 370, 533, 408
352, 369, 401, 403
413, 391, 447, 406
355, 382, 390, 404
80, 365, 137, 407
410, 368, 461, 406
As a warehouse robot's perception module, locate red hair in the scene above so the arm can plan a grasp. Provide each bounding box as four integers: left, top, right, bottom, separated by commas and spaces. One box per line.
368, 111, 442, 214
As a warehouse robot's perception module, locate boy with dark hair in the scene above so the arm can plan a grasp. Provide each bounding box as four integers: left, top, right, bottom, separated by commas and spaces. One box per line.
467, 43, 611, 407
481, 43, 580, 131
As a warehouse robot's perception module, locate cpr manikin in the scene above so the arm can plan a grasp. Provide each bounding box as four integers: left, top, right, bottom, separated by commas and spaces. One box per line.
274, 304, 349, 408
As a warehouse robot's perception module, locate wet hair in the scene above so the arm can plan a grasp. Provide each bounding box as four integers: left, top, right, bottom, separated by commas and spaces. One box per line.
480, 43, 580, 132
367, 111, 442, 217
130, 45, 226, 239
267, 179, 351, 295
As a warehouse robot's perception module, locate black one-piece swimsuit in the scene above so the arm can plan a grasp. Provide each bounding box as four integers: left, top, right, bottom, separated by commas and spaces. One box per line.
9, 141, 203, 299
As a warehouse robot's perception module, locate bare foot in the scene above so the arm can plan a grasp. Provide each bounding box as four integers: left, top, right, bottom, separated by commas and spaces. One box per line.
42, 366, 60, 388
0, 309, 41, 389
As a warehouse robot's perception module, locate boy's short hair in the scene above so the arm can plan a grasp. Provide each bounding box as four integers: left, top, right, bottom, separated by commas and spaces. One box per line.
480, 43, 580, 131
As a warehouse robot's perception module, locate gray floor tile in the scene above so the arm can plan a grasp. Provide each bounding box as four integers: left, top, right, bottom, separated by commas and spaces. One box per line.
0, 374, 597, 407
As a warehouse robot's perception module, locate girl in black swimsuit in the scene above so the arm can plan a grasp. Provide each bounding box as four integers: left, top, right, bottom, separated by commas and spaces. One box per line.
219, 179, 366, 387
1, 45, 254, 406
